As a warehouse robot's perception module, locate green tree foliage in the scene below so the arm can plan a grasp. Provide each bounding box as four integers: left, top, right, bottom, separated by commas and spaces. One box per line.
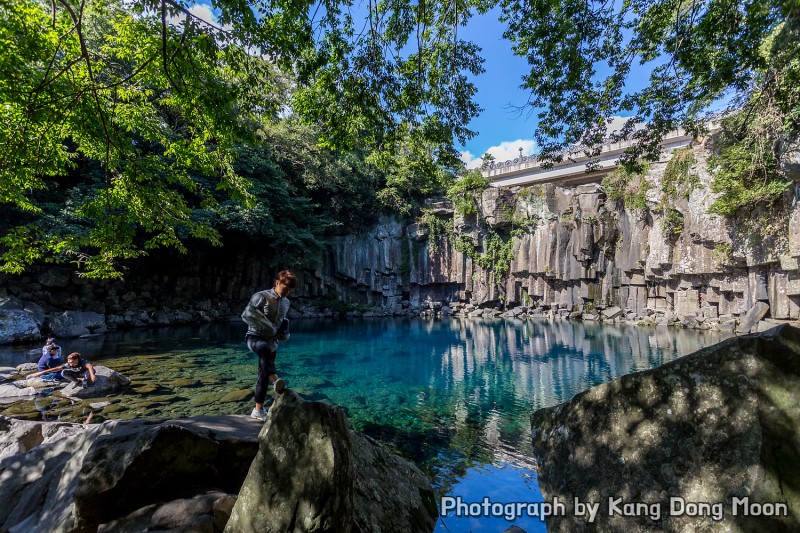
0, 0, 484, 277
0, 0, 282, 277
707, 18, 799, 216
499, 0, 799, 165
446, 168, 489, 215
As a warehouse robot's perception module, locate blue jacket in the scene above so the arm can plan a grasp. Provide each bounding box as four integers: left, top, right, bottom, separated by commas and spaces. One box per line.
37, 353, 64, 372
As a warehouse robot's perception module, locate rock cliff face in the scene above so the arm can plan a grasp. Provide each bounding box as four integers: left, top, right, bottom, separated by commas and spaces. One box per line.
0, 140, 798, 337
317, 141, 800, 330
527, 324, 800, 532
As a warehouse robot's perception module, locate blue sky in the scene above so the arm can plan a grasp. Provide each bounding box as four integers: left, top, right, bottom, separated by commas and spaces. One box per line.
458, 9, 542, 169
178, 3, 643, 169
457, 8, 651, 169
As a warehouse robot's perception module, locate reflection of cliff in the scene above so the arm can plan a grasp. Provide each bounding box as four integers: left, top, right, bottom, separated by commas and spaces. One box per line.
375, 317, 733, 496
433, 318, 732, 417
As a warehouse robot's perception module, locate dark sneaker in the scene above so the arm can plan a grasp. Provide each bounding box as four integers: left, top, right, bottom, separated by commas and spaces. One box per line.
273, 378, 286, 393
82, 380, 90, 389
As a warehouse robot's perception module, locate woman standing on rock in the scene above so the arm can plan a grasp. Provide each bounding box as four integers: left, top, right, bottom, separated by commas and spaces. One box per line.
241, 270, 296, 421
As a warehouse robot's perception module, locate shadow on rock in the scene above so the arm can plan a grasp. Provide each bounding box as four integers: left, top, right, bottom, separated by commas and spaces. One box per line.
530, 324, 800, 532
225, 390, 438, 533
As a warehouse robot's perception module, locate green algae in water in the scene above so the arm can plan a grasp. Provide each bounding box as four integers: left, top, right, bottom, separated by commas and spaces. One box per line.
0, 318, 732, 531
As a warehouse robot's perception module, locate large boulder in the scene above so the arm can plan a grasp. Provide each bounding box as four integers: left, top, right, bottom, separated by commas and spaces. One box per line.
0, 416, 260, 533
736, 301, 770, 334
0, 297, 42, 344
47, 311, 105, 338
61, 365, 132, 399
530, 324, 800, 532
0, 417, 85, 461
225, 390, 438, 533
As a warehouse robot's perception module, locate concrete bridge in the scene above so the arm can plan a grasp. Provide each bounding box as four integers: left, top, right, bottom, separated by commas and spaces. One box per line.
483, 128, 698, 188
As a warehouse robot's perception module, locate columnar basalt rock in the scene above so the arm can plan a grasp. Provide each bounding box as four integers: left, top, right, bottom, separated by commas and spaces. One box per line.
316, 141, 800, 330
0, 141, 798, 332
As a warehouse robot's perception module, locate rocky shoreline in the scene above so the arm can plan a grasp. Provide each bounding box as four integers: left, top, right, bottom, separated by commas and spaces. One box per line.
1, 291, 794, 352
0, 390, 438, 533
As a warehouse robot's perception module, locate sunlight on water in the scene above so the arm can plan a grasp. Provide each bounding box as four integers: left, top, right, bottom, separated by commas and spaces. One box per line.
1, 318, 732, 531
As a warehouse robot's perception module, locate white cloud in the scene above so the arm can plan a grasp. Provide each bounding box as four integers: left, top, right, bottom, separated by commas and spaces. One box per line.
461, 139, 538, 169
168, 3, 232, 30
460, 117, 644, 170
460, 150, 481, 170
187, 4, 217, 25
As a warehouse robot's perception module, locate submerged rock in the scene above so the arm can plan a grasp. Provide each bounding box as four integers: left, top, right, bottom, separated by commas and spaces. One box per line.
530, 324, 800, 532
225, 390, 438, 533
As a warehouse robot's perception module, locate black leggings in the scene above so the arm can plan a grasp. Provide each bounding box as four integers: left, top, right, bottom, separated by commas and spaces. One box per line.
247, 335, 276, 404
62, 369, 86, 383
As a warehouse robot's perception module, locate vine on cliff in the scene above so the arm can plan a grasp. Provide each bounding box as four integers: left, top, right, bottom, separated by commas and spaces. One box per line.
452, 231, 515, 277
447, 169, 489, 216
708, 105, 792, 216
707, 18, 798, 217
601, 164, 651, 213
417, 211, 453, 254
662, 148, 700, 202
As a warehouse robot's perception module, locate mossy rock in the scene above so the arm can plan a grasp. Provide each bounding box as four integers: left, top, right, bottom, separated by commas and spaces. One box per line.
132, 384, 160, 394
168, 378, 201, 388
2, 401, 39, 416
219, 388, 254, 403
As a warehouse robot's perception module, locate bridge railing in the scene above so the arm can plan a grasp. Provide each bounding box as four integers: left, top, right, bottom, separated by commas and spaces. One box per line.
481, 127, 703, 179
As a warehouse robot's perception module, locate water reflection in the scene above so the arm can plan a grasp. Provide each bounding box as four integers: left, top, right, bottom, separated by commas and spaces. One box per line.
0, 317, 731, 529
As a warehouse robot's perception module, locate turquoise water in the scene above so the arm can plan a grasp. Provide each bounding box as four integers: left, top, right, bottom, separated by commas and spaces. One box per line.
1, 318, 732, 532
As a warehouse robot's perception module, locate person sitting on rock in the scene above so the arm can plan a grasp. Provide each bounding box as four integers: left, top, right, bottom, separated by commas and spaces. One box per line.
36, 343, 64, 381
61, 352, 97, 388
41, 338, 60, 358
29, 352, 97, 388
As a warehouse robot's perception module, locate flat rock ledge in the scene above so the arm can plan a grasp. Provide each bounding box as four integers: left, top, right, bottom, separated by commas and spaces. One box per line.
0, 392, 438, 532
530, 324, 800, 532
